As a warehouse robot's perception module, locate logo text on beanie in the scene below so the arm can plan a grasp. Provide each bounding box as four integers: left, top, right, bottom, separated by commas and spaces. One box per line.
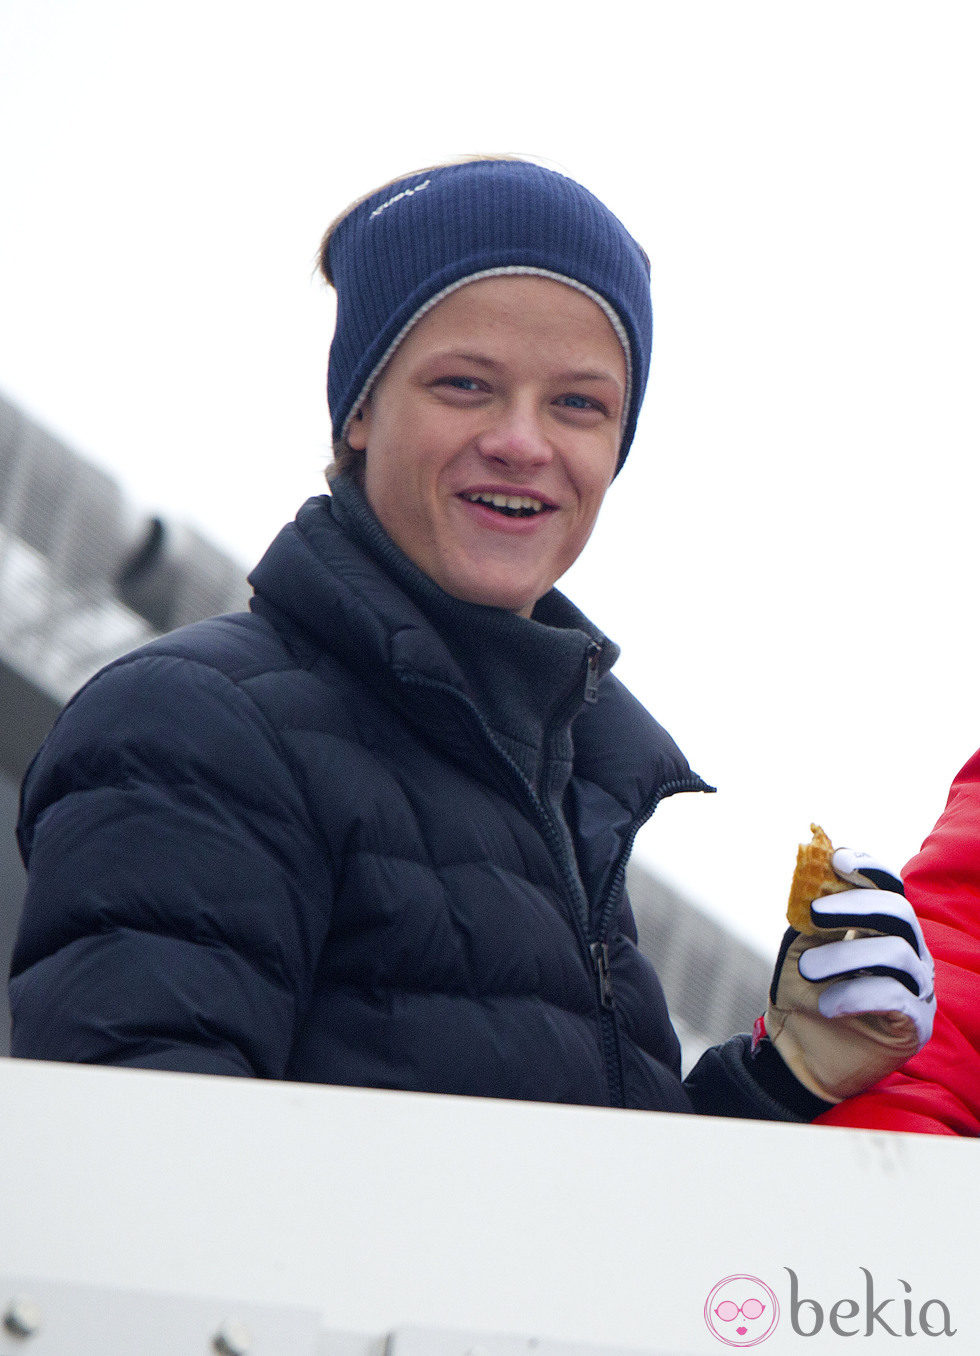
370, 180, 431, 219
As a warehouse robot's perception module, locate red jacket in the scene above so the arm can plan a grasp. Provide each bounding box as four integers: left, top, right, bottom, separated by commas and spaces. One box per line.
816, 750, 980, 1135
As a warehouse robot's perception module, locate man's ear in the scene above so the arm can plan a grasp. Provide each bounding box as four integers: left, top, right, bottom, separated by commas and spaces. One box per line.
346, 404, 369, 451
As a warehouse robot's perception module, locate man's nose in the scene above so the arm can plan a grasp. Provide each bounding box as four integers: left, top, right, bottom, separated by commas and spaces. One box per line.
475, 401, 553, 467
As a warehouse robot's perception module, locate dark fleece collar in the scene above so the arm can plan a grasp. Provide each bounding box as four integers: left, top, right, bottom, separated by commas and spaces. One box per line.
325, 473, 619, 783
249, 478, 704, 816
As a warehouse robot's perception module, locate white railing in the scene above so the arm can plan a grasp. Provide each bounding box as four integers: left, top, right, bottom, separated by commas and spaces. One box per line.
0, 1058, 972, 1354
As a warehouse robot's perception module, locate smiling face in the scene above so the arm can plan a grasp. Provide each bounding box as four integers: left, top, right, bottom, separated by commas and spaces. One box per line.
346, 274, 627, 617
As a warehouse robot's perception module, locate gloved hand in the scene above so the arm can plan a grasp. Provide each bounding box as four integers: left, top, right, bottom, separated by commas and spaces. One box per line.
760, 846, 936, 1103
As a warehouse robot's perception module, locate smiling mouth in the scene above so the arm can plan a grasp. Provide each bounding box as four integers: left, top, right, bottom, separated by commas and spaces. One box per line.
461, 492, 552, 518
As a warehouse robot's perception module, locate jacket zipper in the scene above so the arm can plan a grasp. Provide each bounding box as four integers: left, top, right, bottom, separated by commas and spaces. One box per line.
584, 641, 602, 705
397, 670, 712, 1106
593, 775, 714, 947
589, 941, 614, 1008
587, 774, 715, 1104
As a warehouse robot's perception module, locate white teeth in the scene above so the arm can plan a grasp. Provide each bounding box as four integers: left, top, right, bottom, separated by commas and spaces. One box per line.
464, 492, 545, 512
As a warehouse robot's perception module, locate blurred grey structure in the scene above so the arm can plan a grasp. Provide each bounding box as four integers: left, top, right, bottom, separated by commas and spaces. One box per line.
0, 391, 252, 1053
0, 389, 768, 1068
629, 869, 769, 1070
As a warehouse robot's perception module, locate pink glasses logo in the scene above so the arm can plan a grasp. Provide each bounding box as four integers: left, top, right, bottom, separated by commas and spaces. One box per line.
705, 1275, 780, 1347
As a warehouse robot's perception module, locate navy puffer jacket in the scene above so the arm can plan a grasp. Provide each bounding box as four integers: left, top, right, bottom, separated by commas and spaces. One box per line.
11, 479, 808, 1119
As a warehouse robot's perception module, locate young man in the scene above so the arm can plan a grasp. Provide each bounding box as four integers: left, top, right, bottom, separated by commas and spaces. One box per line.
10, 158, 934, 1119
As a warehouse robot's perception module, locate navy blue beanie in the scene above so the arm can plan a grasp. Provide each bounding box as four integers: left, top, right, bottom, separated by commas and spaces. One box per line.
324, 159, 652, 474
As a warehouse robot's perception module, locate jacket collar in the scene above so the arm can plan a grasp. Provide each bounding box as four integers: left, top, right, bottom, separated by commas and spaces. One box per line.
248, 479, 704, 814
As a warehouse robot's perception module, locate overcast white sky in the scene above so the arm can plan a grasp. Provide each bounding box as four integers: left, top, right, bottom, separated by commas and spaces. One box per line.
1, 1, 978, 956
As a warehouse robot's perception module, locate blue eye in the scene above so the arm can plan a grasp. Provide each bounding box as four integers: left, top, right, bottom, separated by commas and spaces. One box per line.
558, 394, 603, 412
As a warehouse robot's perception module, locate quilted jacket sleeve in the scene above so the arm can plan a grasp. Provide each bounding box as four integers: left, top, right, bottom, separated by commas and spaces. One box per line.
10, 648, 332, 1078
815, 750, 980, 1136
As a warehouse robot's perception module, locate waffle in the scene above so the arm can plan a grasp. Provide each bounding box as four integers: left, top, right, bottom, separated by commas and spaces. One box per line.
786, 824, 853, 933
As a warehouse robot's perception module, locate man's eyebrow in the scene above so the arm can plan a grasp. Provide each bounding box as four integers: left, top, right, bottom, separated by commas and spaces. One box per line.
430, 349, 623, 387
561, 369, 623, 386
432, 349, 499, 368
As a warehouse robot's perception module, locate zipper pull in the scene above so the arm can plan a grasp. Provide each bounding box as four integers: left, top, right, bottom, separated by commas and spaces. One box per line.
590, 941, 615, 1009
584, 641, 602, 705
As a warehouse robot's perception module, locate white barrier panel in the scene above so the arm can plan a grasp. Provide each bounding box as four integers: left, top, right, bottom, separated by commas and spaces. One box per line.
0, 1057, 974, 1353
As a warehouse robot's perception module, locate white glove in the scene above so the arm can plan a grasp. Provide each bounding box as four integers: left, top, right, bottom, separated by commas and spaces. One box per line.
762, 847, 936, 1103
